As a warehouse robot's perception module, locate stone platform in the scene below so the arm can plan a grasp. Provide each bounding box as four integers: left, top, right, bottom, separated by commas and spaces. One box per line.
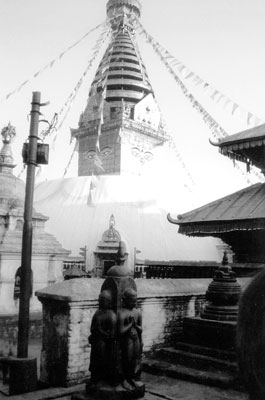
142, 314, 240, 389
143, 344, 238, 389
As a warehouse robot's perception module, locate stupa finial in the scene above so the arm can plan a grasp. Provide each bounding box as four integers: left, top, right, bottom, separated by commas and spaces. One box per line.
222, 250, 229, 266
107, 0, 141, 30
0, 123, 16, 173
109, 214, 115, 228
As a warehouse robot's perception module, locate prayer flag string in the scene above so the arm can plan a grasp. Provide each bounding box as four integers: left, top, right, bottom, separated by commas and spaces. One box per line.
1, 21, 106, 103
137, 23, 263, 128
61, 27, 112, 177
50, 24, 112, 146
129, 28, 196, 192
63, 141, 78, 177
137, 23, 264, 185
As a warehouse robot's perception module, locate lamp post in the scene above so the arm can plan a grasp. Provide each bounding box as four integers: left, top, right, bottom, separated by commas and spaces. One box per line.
17, 92, 41, 358
17, 92, 49, 359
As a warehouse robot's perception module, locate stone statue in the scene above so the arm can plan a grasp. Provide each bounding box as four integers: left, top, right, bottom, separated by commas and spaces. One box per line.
118, 287, 142, 389
88, 290, 117, 384
85, 243, 145, 400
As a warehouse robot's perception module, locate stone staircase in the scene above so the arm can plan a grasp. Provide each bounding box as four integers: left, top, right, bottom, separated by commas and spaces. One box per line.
142, 341, 241, 389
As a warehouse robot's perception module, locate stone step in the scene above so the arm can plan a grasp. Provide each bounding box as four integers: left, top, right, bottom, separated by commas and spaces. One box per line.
142, 358, 239, 390
154, 347, 238, 373
173, 341, 236, 362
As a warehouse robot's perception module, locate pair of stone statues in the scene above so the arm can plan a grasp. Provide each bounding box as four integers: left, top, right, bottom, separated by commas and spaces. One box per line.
88, 287, 142, 390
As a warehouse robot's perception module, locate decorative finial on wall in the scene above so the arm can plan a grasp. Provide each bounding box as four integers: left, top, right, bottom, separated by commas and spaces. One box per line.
0, 122, 16, 173
1, 122, 16, 144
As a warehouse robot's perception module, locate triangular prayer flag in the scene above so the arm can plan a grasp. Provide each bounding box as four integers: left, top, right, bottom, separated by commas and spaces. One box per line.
254, 117, 262, 126
195, 78, 203, 87
185, 72, 195, 80
210, 90, 219, 100
178, 65, 186, 73
231, 103, 239, 115
247, 112, 253, 125
216, 94, 225, 104
224, 99, 232, 109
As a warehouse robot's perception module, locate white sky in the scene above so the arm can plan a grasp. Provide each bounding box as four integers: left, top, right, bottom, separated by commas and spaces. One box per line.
1, 0, 265, 211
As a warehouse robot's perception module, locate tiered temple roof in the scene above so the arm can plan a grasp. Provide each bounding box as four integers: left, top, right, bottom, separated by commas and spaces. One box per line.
169, 121, 265, 262
215, 123, 265, 174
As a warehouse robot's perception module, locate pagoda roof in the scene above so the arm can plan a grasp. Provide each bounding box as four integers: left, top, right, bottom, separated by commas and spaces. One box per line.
168, 183, 265, 236
217, 123, 265, 147
213, 123, 265, 172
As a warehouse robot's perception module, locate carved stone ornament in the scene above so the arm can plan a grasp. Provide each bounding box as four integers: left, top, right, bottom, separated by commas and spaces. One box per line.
1, 123, 16, 144
0, 123, 16, 172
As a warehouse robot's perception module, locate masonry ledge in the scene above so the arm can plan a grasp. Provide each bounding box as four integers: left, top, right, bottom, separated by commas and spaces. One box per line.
137, 277, 250, 298
136, 278, 212, 298
35, 278, 102, 302
35, 277, 251, 303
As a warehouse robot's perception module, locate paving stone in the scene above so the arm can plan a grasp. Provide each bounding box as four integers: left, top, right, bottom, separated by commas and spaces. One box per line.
0, 373, 248, 400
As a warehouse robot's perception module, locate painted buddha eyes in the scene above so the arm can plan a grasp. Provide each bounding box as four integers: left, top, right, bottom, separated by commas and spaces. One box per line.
86, 150, 96, 159
100, 147, 112, 157
131, 147, 140, 158
86, 147, 112, 159
131, 147, 154, 161
144, 151, 153, 161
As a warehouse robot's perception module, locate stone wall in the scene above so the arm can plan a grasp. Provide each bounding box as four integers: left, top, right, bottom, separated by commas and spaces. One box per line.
36, 278, 212, 386
140, 295, 204, 352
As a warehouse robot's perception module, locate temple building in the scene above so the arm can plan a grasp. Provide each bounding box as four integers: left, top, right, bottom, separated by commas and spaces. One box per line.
34, 0, 224, 272
168, 122, 265, 264
0, 124, 70, 315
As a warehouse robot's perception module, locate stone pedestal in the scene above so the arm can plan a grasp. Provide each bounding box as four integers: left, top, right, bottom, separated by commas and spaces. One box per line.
182, 316, 237, 351
0, 357, 37, 395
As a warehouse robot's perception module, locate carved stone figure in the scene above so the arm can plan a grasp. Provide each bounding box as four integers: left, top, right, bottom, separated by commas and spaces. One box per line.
88, 290, 117, 384
118, 288, 142, 388
85, 242, 144, 400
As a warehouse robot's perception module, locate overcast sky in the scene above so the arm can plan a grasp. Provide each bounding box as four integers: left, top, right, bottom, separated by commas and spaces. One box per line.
1, 0, 265, 209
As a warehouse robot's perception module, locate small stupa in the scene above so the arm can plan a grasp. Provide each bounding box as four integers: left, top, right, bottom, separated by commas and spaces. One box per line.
0, 123, 70, 315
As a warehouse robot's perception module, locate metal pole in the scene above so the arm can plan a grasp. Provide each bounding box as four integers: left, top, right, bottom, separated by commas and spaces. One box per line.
17, 92, 41, 358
